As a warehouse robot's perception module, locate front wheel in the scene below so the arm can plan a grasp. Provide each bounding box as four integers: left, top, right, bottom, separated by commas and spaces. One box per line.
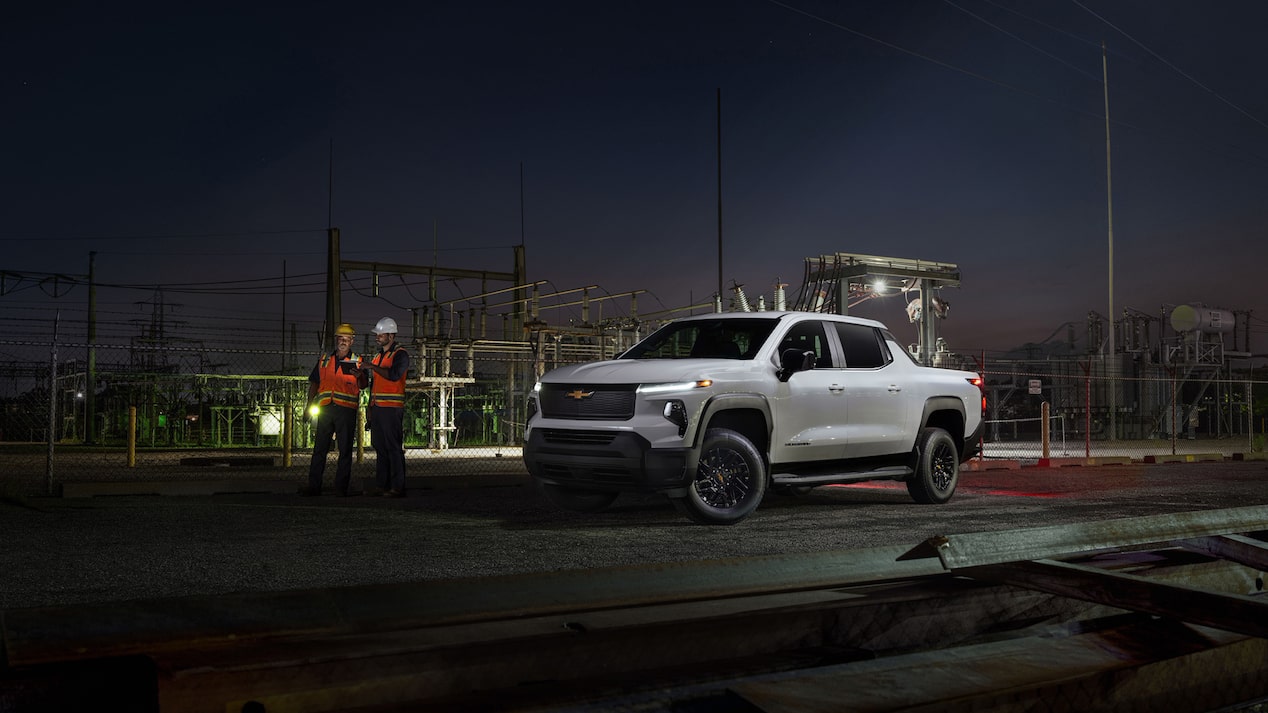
906, 427, 960, 504
672, 428, 767, 525
539, 483, 619, 513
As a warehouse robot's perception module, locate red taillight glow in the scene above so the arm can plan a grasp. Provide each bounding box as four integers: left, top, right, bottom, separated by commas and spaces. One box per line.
968, 376, 986, 416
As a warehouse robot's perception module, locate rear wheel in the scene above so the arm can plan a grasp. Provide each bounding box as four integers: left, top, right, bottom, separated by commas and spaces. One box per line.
906, 427, 959, 504
672, 428, 767, 525
539, 483, 619, 513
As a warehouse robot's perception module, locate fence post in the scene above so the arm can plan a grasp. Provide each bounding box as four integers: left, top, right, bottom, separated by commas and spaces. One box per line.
1246, 381, 1253, 454
1084, 368, 1091, 458
1170, 368, 1178, 456
128, 406, 137, 468
1041, 401, 1050, 461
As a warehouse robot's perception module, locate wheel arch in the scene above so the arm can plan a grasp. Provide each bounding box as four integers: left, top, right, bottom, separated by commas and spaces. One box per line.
919, 397, 967, 458
687, 394, 771, 475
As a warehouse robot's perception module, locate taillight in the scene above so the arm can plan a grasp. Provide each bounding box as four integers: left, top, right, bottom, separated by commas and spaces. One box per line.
967, 376, 986, 416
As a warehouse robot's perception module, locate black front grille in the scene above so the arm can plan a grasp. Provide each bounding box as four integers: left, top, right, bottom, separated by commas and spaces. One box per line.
539, 463, 636, 484
540, 429, 620, 446
539, 384, 636, 420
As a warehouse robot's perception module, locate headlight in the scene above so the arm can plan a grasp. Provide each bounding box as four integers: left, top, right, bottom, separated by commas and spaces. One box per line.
526, 382, 540, 421
637, 379, 712, 395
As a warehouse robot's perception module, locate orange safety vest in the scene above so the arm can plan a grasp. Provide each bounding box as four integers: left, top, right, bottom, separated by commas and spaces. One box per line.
370, 344, 407, 408
315, 352, 362, 409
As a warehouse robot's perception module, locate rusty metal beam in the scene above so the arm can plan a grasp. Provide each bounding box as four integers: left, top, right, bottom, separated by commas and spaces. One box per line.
730, 619, 1268, 713
1174, 533, 1268, 570
961, 558, 1268, 638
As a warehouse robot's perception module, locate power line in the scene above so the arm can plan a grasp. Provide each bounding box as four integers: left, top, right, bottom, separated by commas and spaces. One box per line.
0, 229, 325, 242
942, 0, 1101, 82
1071, 0, 1268, 134
766, 0, 1268, 169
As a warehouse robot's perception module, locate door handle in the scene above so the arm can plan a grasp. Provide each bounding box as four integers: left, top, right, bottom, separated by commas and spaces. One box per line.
888, 385, 902, 392
828, 384, 844, 392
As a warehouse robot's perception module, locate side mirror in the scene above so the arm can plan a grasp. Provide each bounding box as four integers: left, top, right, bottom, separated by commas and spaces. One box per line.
777, 349, 816, 382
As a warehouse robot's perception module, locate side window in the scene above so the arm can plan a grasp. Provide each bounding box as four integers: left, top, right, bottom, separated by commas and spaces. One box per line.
834, 323, 890, 369
778, 321, 835, 368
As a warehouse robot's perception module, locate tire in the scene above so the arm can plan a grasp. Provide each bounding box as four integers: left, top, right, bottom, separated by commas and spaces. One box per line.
672, 428, 767, 525
539, 483, 619, 513
906, 427, 960, 504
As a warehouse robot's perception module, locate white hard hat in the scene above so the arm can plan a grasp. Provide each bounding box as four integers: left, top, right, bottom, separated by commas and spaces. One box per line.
372, 317, 398, 335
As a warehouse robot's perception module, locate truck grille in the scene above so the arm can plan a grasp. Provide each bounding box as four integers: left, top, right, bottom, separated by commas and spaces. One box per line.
539, 384, 636, 420
538, 429, 620, 446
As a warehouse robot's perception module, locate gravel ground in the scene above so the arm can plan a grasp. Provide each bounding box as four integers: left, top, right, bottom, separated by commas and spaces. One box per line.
4, 460, 1267, 611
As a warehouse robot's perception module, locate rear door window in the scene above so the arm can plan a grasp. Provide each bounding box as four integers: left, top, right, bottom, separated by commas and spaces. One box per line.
833, 323, 890, 369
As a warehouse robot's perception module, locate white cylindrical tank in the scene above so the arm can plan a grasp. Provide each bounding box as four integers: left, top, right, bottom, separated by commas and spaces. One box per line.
1170, 304, 1235, 334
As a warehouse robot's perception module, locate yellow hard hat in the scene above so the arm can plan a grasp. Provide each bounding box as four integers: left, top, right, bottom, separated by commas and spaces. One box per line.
335, 323, 356, 337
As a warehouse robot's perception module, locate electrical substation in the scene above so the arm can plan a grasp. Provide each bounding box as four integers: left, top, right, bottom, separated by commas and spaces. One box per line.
20, 239, 1257, 452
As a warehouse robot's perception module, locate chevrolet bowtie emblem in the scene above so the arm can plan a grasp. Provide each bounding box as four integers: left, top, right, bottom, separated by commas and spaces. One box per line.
564, 389, 595, 400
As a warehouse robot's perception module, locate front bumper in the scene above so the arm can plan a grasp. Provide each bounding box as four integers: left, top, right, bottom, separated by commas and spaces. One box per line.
523, 428, 690, 493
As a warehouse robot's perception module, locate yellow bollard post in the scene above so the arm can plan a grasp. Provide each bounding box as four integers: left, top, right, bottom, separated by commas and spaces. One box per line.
127, 406, 137, 468
356, 406, 365, 463
283, 398, 292, 468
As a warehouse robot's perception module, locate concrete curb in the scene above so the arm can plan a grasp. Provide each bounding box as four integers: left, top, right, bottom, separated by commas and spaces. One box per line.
59, 473, 532, 498
1142, 453, 1225, 464
964, 460, 1022, 471
1231, 452, 1268, 461
1033, 456, 1133, 468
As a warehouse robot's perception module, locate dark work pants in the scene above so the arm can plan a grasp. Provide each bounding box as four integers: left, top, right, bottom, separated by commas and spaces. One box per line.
308, 404, 357, 494
370, 405, 406, 492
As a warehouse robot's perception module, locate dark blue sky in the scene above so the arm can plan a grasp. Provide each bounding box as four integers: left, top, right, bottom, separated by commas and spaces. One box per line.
5, 1, 1268, 356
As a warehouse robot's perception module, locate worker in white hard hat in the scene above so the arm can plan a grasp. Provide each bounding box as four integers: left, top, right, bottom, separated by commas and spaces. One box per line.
363, 316, 411, 497
300, 323, 364, 496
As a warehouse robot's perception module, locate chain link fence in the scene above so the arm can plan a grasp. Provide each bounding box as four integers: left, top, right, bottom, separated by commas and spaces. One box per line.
0, 337, 566, 498
3, 338, 1266, 497
978, 362, 1266, 463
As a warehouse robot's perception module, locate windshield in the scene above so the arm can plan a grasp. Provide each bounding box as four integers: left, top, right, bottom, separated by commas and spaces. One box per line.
620, 317, 780, 360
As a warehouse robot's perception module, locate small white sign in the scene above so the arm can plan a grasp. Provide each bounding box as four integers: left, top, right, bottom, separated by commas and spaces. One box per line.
1028, 379, 1042, 395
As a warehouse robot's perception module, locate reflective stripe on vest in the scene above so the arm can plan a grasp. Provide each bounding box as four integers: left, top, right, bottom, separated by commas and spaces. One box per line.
370, 345, 407, 408
316, 352, 361, 409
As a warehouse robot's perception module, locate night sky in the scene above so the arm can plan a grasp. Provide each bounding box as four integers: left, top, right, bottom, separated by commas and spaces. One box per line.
5, 1, 1268, 358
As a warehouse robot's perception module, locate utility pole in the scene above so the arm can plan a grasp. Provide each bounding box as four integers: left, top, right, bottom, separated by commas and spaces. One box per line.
716, 88, 724, 306
281, 259, 287, 375
1102, 40, 1117, 441
86, 251, 96, 444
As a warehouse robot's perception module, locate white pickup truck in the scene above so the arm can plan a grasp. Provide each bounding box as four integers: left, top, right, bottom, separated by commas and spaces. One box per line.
523, 311, 985, 525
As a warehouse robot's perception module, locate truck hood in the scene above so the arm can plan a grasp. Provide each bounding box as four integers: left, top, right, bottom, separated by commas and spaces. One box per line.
540, 358, 750, 385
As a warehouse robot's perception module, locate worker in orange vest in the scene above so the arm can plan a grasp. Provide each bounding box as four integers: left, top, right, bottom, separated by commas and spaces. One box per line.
363, 316, 411, 497
300, 323, 364, 496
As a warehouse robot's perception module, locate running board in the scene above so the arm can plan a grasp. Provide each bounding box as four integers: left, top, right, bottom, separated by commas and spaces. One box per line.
771, 465, 913, 485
